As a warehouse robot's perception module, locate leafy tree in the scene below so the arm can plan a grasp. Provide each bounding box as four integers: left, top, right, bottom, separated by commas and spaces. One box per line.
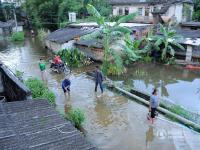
86, 4, 137, 75
152, 24, 185, 60
193, 0, 200, 21
58, 0, 83, 23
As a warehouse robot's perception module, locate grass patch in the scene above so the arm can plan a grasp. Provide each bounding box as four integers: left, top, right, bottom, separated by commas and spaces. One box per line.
167, 105, 192, 120
65, 108, 85, 128
25, 78, 55, 105
11, 31, 25, 41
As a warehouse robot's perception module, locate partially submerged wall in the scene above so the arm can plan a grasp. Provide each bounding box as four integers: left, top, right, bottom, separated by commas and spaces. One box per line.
0, 64, 32, 102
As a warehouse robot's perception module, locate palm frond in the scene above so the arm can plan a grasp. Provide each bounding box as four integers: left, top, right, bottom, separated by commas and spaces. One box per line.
86, 4, 105, 25
111, 26, 132, 34
170, 41, 185, 51
115, 13, 137, 25
168, 45, 175, 56
81, 29, 102, 40
155, 38, 163, 48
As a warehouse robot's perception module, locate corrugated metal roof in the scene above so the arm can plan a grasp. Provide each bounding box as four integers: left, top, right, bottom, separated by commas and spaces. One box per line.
0, 100, 97, 150
46, 28, 95, 44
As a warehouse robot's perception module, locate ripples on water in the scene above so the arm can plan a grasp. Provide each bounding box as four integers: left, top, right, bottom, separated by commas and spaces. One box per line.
1, 37, 200, 150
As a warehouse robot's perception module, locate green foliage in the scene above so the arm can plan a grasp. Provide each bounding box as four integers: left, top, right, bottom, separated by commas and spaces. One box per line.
23, 0, 112, 30
142, 55, 152, 63
65, 108, 85, 128
15, 70, 24, 78
57, 48, 91, 70
109, 15, 124, 22
86, 4, 137, 75
58, 0, 83, 24
193, 0, 200, 21
37, 28, 50, 44
25, 78, 55, 105
168, 105, 192, 120
149, 24, 185, 61
11, 32, 25, 42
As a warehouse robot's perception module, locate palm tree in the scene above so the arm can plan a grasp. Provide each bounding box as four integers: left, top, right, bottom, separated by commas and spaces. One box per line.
86, 4, 137, 75
153, 24, 185, 60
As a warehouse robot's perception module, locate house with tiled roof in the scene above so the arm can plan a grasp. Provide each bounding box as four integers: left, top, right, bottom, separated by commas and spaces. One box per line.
109, 0, 194, 24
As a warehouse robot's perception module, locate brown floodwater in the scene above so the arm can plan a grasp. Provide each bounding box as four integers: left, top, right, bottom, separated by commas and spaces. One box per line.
110, 63, 200, 114
0, 37, 200, 150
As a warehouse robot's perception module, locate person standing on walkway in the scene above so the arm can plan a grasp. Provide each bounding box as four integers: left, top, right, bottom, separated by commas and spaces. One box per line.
94, 66, 104, 95
38, 58, 47, 83
149, 88, 159, 124
61, 75, 71, 99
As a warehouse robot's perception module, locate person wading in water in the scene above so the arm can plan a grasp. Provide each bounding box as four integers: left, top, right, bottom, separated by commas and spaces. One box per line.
94, 66, 104, 96
38, 58, 47, 83
149, 88, 159, 124
61, 74, 71, 100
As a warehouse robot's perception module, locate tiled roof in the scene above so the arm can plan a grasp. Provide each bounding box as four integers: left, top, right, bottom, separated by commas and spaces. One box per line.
109, 0, 193, 5
0, 100, 97, 150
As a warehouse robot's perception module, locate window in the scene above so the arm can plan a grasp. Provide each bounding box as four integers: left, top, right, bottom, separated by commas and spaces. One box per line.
138, 8, 143, 16
145, 7, 150, 16
125, 7, 129, 15
118, 8, 123, 15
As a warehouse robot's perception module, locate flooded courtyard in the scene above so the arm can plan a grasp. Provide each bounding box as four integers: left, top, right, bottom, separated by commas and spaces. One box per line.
0, 37, 200, 150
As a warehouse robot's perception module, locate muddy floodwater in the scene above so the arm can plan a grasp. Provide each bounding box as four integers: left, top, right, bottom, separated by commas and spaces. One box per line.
1, 37, 200, 150
110, 63, 200, 114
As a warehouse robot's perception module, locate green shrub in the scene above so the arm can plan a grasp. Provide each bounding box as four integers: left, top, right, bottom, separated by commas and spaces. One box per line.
15, 70, 24, 78
65, 108, 85, 128
15, 70, 24, 82
57, 48, 92, 70
168, 105, 192, 120
11, 31, 25, 41
25, 78, 55, 105
37, 28, 50, 43
142, 55, 152, 63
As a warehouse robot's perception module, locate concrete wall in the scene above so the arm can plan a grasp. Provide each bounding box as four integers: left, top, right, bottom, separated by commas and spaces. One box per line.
76, 45, 104, 61
112, 3, 193, 23
45, 40, 76, 53
12, 26, 23, 32
166, 4, 183, 23
0, 28, 3, 35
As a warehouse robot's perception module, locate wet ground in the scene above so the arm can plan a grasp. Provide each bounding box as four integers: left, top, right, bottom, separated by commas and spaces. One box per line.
0, 37, 200, 150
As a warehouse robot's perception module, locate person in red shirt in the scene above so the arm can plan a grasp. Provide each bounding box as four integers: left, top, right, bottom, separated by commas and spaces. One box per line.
54, 55, 62, 65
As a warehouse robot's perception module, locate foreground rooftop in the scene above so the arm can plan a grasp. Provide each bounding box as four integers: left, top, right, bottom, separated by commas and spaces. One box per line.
0, 100, 97, 150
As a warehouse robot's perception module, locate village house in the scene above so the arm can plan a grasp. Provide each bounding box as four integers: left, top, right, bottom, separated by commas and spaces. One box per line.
110, 0, 194, 24
0, 20, 24, 35
45, 27, 95, 53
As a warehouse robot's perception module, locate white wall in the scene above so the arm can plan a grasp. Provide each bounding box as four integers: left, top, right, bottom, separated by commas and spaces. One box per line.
166, 4, 183, 23
113, 4, 148, 16
45, 40, 76, 53
112, 3, 193, 23
0, 28, 3, 35
12, 26, 23, 32
61, 40, 75, 50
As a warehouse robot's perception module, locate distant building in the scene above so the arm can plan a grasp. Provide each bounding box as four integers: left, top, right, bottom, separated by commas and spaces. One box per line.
109, 0, 194, 24
1, 0, 25, 7
0, 20, 24, 35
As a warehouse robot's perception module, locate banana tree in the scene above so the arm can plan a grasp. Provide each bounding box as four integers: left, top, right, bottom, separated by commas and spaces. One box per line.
154, 24, 185, 60
86, 4, 137, 75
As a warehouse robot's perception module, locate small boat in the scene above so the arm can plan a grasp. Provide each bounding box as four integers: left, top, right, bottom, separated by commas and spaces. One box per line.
185, 64, 200, 70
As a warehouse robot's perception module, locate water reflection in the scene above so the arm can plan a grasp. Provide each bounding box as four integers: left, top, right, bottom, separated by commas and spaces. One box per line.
110, 63, 200, 112
94, 97, 113, 127
1, 37, 200, 150
146, 126, 154, 149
